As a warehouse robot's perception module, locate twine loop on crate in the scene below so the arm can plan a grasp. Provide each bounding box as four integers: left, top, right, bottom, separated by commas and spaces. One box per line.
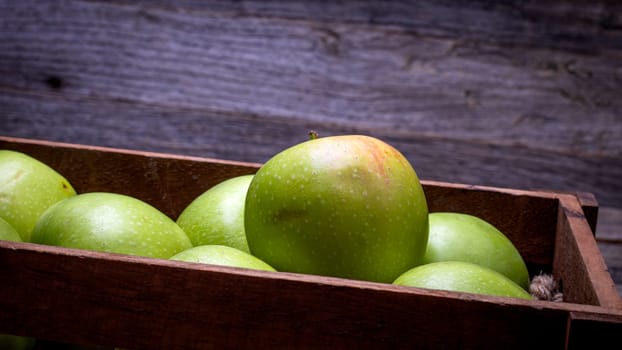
529, 273, 563, 302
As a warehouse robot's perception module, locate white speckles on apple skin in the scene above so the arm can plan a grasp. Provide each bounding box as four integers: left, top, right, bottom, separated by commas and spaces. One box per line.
170, 245, 276, 272
245, 135, 429, 283
424, 212, 530, 289
394, 261, 532, 300
0, 150, 77, 241
31, 192, 192, 259
178, 175, 254, 253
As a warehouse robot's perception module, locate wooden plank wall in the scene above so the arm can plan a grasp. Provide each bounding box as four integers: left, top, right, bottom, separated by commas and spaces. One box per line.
0, 0, 620, 292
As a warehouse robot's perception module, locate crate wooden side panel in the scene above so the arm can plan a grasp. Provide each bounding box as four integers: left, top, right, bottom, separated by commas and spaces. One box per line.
554, 194, 622, 309
566, 311, 622, 350
0, 240, 581, 349
1, 136, 620, 308
0, 136, 260, 220
574, 192, 599, 235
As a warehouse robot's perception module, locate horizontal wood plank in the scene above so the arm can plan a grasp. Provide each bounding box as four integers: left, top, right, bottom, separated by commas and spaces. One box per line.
1, 0, 620, 213
2, 89, 621, 209
598, 242, 622, 296
596, 207, 622, 241
594, 207, 622, 295
0, 240, 608, 349
96, 0, 622, 52
567, 310, 622, 349
0, 0, 620, 159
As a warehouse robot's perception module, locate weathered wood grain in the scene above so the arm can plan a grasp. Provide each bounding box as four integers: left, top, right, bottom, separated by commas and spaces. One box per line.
1, 0, 620, 209
597, 207, 622, 241
2, 89, 621, 209
596, 207, 622, 294
99, 0, 622, 52
599, 243, 622, 296
1, 0, 620, 155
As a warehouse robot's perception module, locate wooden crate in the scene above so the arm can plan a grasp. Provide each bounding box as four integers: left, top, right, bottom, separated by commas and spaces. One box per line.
0, 135, 620, 349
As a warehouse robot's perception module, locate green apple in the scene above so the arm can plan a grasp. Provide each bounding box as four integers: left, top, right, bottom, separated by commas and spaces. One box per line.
31, 192, 192, 259
423, 212, 530, 289
0, 334, 36, 350
0, 150, 76, 241
0, 216, 22, 242
394, 261, 532, 299
170, 244, 276, 272
245, 134, 429, 283
177, 175, 253, 253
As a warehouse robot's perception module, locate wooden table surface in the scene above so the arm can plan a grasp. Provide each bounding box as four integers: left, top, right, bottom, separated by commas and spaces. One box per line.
0, 0, 620, 294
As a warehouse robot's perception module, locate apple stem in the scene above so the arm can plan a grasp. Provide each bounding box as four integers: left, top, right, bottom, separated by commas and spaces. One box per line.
308, 130, 319, 140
